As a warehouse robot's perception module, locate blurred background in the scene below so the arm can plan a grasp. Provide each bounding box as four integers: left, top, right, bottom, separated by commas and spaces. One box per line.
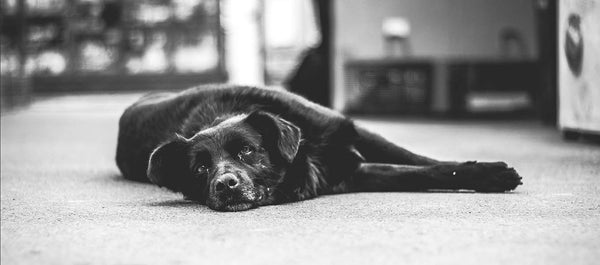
2, 1, 600, 264
0, 0, 598, 136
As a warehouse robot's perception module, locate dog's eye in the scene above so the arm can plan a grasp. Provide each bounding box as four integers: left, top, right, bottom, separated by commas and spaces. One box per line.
238, 145, 254, 157
197, 164, 209, 174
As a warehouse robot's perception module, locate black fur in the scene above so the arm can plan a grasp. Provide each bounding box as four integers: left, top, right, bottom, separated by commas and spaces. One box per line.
116, 85, 522, 211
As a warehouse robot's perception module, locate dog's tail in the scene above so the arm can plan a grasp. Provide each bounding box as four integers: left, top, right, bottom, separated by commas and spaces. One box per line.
354, 125, 446, 166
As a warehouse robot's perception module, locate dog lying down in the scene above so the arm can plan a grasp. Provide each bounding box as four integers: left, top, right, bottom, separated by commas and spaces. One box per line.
116, 85, 522, 211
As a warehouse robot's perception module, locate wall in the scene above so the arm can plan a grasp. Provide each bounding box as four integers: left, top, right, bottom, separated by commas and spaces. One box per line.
222, 0, 264, 86
332, 0, 538, 110
223, 0, 318, 87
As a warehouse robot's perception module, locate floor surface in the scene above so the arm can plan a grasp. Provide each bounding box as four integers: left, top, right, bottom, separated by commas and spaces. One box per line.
1, 93, 599, 265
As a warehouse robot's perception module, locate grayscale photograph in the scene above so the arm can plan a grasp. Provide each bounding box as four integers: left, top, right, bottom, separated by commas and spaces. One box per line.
1, 0, 599, 264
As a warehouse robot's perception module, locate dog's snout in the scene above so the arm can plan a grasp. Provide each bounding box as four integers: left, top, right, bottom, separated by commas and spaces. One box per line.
214, 173, 239, 192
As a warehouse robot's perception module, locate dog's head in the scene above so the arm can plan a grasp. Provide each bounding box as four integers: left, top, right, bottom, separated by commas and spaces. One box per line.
147, 111, 301, 211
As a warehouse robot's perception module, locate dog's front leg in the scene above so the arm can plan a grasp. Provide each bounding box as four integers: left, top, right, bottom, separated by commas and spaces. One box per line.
351, 162, 522, 192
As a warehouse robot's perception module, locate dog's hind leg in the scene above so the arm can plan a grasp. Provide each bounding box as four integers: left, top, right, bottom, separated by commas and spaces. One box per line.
354, 126, 451, 166
350, 162, 522, 192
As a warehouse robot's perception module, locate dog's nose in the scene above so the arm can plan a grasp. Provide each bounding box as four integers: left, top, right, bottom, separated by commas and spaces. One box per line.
214, 173, 239, 192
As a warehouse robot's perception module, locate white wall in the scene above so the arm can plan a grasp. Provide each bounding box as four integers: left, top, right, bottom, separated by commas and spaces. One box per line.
332, 0, 538, 110
222, 0, 264, 86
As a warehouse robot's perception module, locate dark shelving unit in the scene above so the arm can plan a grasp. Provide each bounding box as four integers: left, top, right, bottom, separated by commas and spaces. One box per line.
1, 0, 226, 93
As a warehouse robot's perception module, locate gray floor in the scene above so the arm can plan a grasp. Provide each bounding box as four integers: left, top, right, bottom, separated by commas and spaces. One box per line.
2, 93, 599, 265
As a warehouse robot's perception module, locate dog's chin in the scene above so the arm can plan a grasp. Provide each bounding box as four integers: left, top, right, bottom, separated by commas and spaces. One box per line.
207, 200, 256, 212
207, 194, 260, 212
222, 202, 255, 212
206, 187, 269, 211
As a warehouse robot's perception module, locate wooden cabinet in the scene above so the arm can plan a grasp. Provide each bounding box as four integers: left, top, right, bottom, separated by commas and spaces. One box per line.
344, 59, 433, 115
343, 58, 539, 117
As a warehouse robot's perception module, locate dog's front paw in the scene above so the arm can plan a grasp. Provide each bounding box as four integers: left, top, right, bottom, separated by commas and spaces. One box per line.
471, 162, 522, 192
463, 161, 523, 192
436, 161, 523, 192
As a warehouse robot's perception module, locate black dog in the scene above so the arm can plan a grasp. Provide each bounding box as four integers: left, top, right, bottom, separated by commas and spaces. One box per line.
116, 85, 522, 211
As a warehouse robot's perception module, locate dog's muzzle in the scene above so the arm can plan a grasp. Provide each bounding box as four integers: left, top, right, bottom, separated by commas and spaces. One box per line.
208, 173, 259, 211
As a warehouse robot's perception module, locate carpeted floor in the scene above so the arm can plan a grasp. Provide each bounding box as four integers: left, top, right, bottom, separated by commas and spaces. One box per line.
1, 93, 599, 265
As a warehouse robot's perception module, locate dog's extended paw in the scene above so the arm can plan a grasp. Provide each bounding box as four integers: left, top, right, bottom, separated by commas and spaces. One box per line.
435, 161, 523, 192
463, 161, 522, 192
472, 163, 522, 192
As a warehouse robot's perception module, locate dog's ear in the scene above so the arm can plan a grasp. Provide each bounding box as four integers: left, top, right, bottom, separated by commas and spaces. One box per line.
147, 135, 191, 191
245, 111, 301, 163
